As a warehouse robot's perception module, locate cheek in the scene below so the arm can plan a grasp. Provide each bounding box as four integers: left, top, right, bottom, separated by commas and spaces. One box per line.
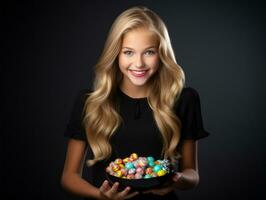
118, 55, 130, 70
148, 56, 160, 69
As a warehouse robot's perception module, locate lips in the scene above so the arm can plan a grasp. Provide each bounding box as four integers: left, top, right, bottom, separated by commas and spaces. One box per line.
129, 69, 149, 77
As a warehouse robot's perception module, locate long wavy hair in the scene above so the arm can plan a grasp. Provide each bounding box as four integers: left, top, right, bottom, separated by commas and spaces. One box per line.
82, 6, 185, 167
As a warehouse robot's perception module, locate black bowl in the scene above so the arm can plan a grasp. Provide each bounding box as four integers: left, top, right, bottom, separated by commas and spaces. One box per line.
105, 169, 176, 192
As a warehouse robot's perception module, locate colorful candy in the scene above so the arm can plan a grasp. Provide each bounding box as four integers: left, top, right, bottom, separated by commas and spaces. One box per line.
144, 174, 152, 178
153, 164, 162, 173
130, 153, 138, 160
106, 153, 170, 179
145, 167, 153, 174
112, 164, 120, 172
147, 156, 154, 162
115, 170, 123, 177
125, 162, 134, 170
157, 169, 167, 176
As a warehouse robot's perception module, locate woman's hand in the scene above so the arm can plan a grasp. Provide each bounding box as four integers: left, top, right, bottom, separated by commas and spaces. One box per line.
143, 172, 183, 196
98, 180, 139, 200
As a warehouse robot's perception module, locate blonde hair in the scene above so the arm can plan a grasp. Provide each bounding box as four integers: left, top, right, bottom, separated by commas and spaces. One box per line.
82, 6, 185, 166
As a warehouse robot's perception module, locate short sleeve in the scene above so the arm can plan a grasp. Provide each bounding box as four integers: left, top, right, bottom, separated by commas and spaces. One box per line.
175, 87, 210, 140
63, 89, 90, 141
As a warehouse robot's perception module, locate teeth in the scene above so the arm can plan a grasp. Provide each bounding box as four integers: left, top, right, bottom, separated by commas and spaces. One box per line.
130, 70, 147, 74
133, 71, 146, 74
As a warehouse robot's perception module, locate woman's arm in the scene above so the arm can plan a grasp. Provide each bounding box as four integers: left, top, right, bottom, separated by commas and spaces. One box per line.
143, 139, 200, 195
61, 139, 139, 200
60, 139, 101, 199
173, 139, 200, 190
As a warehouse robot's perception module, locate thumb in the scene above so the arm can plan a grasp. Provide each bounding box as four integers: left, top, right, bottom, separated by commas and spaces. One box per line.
172, 172, 182, 182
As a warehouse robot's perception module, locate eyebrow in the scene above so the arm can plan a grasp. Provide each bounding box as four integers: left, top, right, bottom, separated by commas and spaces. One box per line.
122, 46, 157, 50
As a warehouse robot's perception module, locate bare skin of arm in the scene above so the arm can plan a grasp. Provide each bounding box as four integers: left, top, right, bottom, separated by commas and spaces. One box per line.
60, 139, 100, 198
61, 139, 138, 199
174, 139, 199, 189
144, 139, 200, 195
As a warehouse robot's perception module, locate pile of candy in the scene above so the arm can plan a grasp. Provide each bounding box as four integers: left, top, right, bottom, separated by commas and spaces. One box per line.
106, 153, 170, 179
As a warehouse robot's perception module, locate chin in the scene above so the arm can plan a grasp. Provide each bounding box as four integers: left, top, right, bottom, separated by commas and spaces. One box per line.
129, 78, 150, 87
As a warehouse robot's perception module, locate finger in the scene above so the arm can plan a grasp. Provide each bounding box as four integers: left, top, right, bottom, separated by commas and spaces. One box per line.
143, 189, 153, 194
147, 189, 165, 196
146, 190, 160, 195
158, 187, 174, 195
99, 180, 111, 193
125, 191, 139, 199
173, 172, 182, 182
108, 182, 119, 196
118, 186, 131, 197
143, 186, 173, 196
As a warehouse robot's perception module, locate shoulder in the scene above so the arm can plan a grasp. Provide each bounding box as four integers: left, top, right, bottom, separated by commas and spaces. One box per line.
179, 86, 200, 102
72, 88, 93, 113
180, 86, 199, 97
174, 86, 200, 111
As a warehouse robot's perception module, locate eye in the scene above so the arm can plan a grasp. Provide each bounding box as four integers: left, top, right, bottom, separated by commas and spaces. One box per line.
123, 51, 133, 56
145, 50, 156, 56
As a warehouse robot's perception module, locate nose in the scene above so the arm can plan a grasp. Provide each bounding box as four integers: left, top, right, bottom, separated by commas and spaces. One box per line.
135, 54, 145, 68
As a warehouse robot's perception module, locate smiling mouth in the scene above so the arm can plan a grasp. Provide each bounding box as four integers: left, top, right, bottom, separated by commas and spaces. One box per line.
129, 69, 149, 77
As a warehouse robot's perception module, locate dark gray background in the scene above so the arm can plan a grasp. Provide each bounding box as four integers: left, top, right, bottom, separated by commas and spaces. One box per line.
2, 0, 265, 199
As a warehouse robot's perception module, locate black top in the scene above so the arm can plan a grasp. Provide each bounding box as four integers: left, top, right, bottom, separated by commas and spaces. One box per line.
64, 86, 210, 200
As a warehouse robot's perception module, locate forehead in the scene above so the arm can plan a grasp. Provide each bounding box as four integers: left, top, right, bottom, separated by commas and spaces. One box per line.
121, 27, 159, 48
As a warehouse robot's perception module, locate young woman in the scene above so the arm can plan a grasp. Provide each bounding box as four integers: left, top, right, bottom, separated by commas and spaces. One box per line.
61, 6, 210, 200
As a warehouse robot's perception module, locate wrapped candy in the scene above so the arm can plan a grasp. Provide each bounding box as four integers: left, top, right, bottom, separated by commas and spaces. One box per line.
157, 169, 167, 176
130, 153, 138, 160
125, 162, 134, 170
106, 153, 171, 180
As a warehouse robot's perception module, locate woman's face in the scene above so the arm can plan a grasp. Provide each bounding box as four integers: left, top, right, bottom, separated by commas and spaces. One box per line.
118, 27, 160, 90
